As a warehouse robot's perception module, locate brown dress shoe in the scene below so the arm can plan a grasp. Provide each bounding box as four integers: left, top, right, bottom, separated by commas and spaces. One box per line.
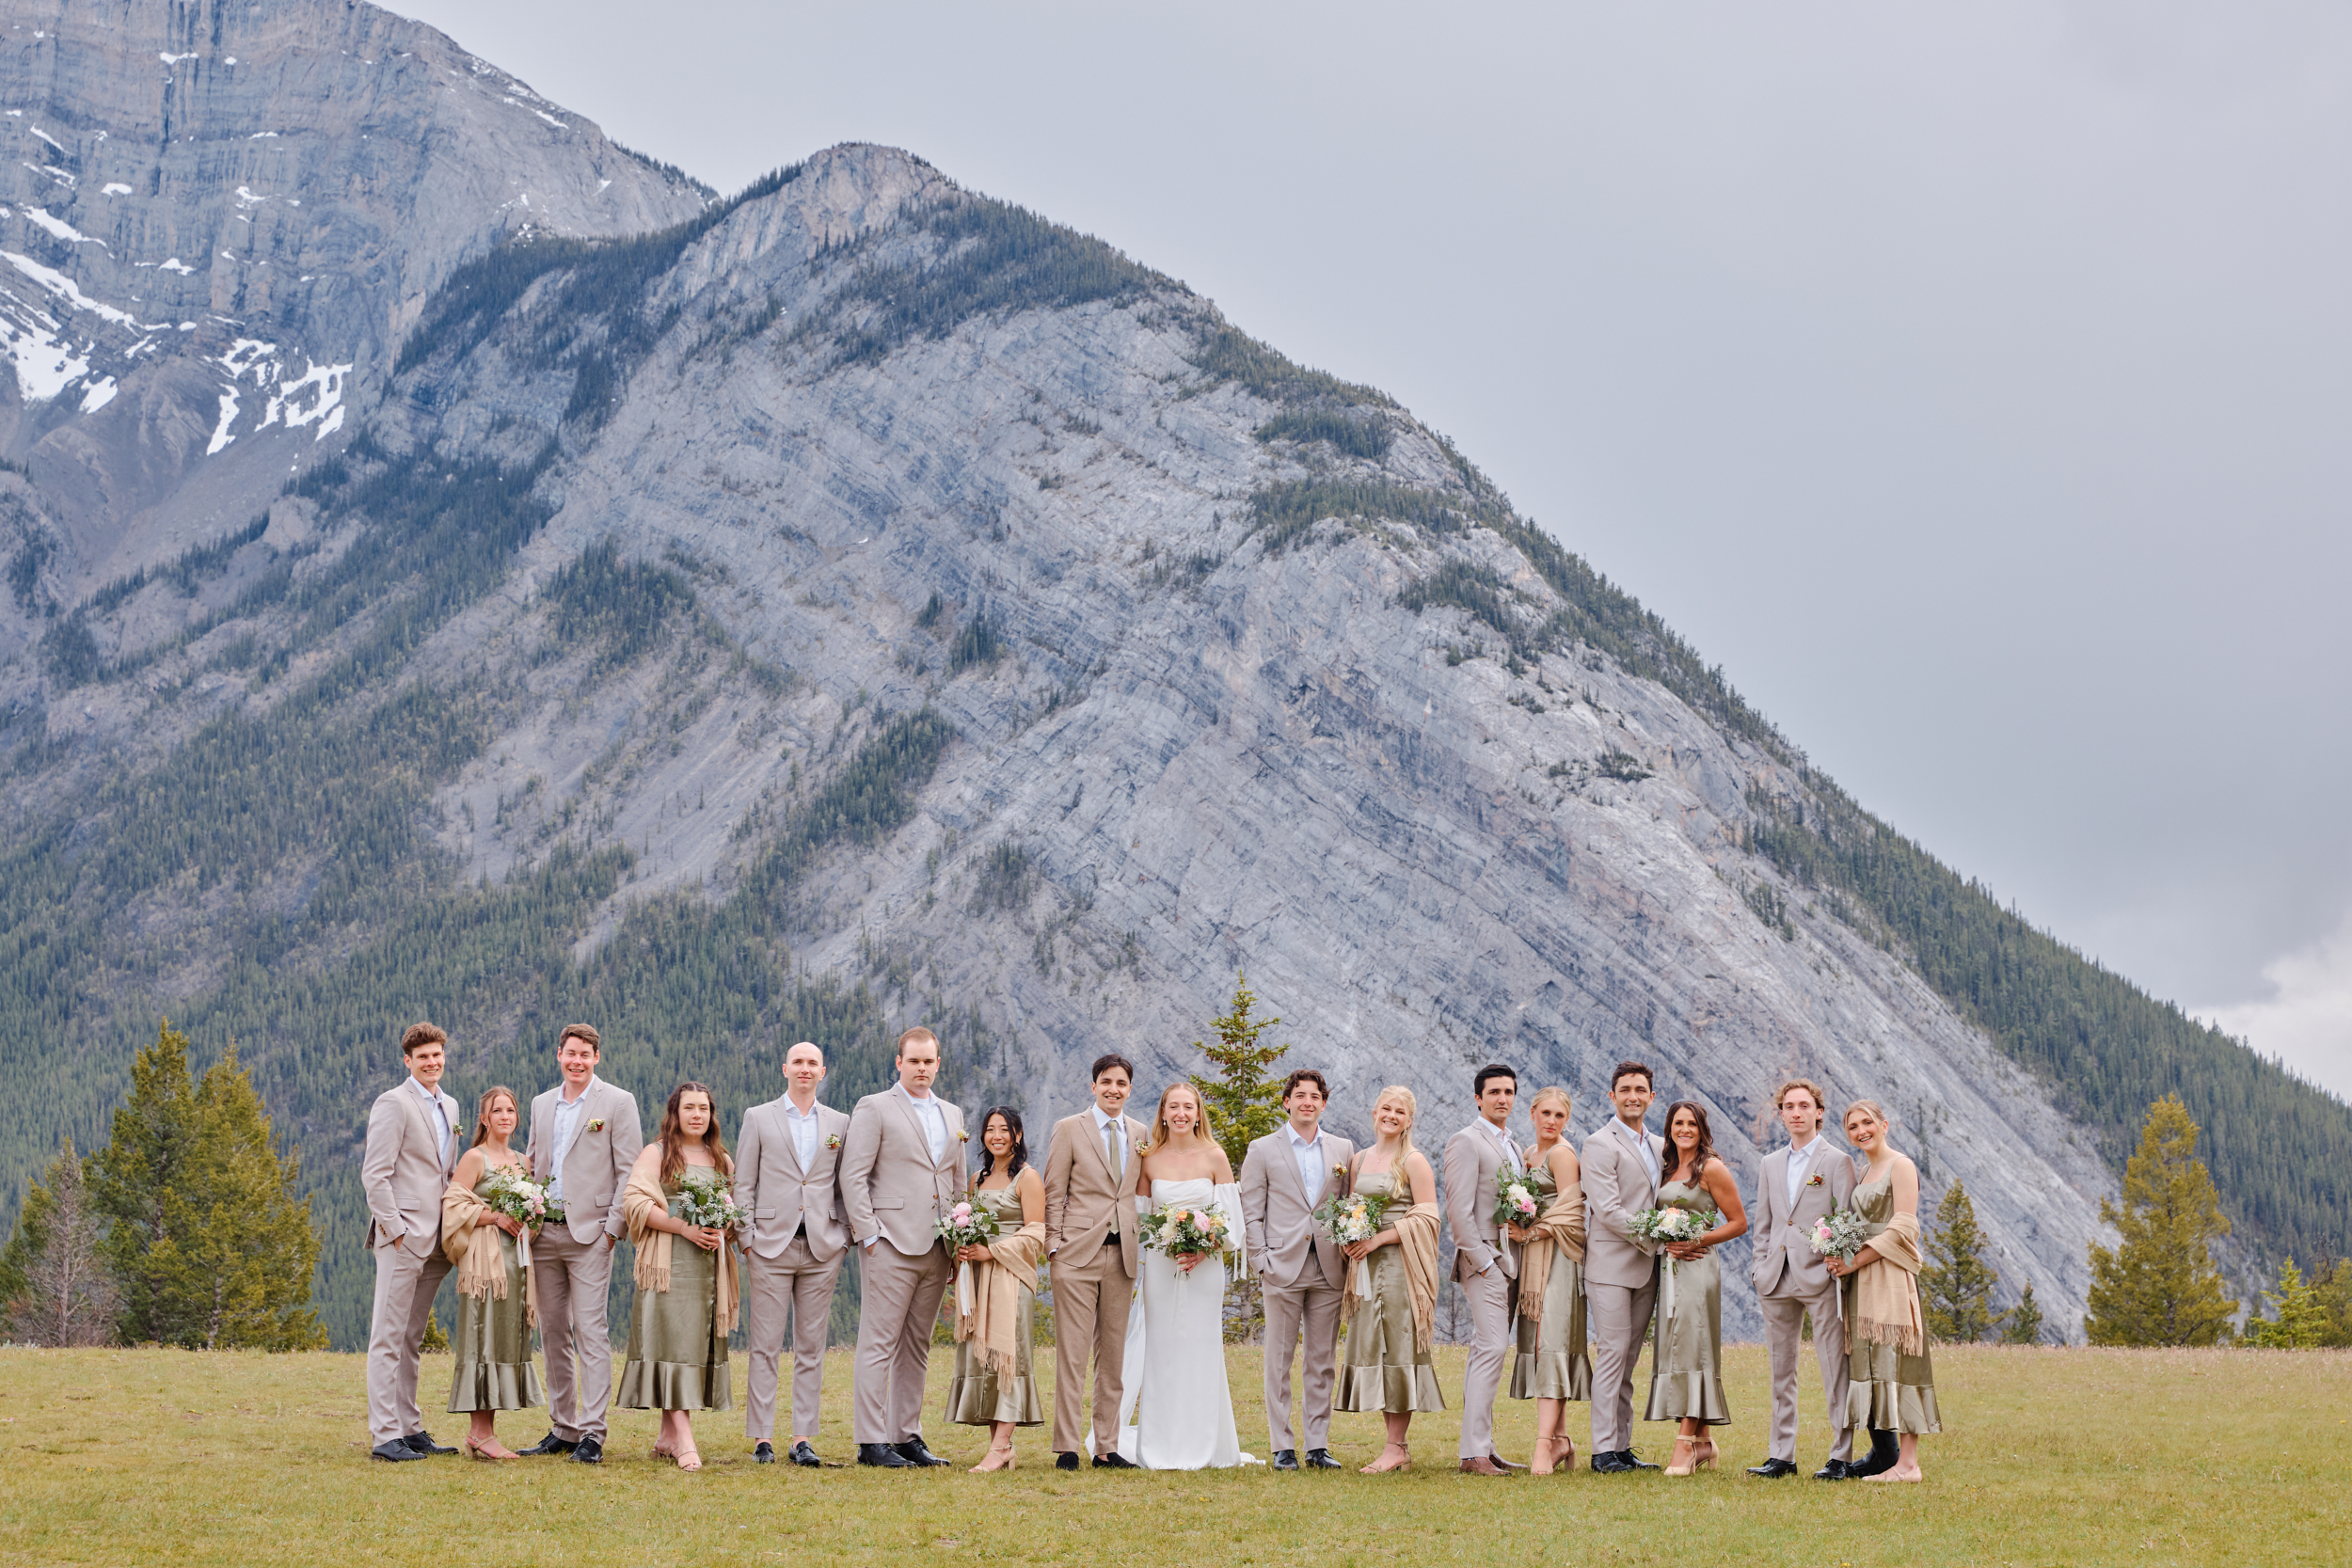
1459, 1456, 1510, 1476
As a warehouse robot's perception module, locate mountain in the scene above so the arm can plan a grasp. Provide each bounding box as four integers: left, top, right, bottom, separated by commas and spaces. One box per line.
3, 2, 2345, 1349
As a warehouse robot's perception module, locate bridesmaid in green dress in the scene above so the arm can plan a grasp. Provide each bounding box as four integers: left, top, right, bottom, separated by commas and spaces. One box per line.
1643, 1100, 1747, 1477
1507, 1086, 1589, 1475
1335, 1086, 1445, 1473
1826, 1100, 1937, 1482
946, 1107, 1047, 1470
618, 1082, 738, 1471
444, 1085, 544, 1458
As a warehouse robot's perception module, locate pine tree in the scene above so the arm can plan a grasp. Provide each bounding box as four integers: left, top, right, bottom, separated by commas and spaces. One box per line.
88, 1020, 204, 1343
2247, 1259, 2328, 1349
1920, 1180, 2003, 1342
2315, 1259, 2352, 1349
2000, 1282, 2046, 1345
0, 1136, 119, 1346
2084, 1095, 2236, 1347
1187, 974, 1290, 1171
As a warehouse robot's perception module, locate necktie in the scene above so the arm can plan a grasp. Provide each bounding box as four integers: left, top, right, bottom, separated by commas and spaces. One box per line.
1104, 1119, 1123, 1241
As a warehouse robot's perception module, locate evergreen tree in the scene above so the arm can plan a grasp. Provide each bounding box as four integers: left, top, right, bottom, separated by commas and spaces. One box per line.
88, 1021, 204, 1343
2314, 1259, 2352, 1349
2000, 1281, 2046, 1346
2246, 1259, 2328, 1349
1186, 974, 1290, 1171
0, 1136, 119, 1346
1920, 1180, 2003, 1342
2084, 1096, 2236, 1346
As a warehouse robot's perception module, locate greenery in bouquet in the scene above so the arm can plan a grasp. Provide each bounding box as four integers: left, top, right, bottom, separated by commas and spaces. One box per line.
936, 1196, 1002, 1251
481, 1166, 563, 1229
1493, 1167, 1543, 1233
1313, 1188, 1393, 1246
1808, 1208, 1872, 1262
1632, 1203, 1721, 1247
672, 1165, 747, 1229
1137, 1200, 1234, 1259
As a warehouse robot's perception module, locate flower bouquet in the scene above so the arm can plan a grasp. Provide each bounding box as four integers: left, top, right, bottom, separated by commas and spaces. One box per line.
1138, 1201, 1234, 1283
672, 1165, 748, 1230
1807, 1209, 1871, 1263
1314, 1189, 1394, 1298
481, 1166, 563, 1230
1493, 1168, 1543, 1236
1632, 1202, 1721, 1319
938, 1197, 1004, 1316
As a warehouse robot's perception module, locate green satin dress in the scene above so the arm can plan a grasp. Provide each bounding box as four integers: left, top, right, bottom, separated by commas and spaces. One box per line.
615, 1184, 733, 1412
1642, 1177, 1729, 1425
1334, 1167, 1445, 1415
1843, 1170, 1941, 1433
1509, 1160, 1591, 1401
944, 1185, 1044, 1427
447, 1171, 547, 1413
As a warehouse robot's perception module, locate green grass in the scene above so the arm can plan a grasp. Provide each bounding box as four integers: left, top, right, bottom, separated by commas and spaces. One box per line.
0, 1343, 2344, 1564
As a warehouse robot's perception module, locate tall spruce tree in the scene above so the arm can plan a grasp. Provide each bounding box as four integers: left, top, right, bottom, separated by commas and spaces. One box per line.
0, 1136, 119, 1346
1921, 1180, 2003, 1342
1187, 974, 1290, 1342
2084, 1096, 2236, 1347
2000, 1282, 2046, 1345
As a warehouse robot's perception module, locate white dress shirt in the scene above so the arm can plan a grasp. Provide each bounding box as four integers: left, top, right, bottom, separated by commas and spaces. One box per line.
1614, 1117, 1661, 1188
547, 1075, 596, 1204
1486, 1117, 1525, 1175
783, 1096, 822, 1169
906, 1087, 948, 1164
407, 1075, 452, 1170
1287, 1124, 1327, 1201
1784, 1134, 1820, 1208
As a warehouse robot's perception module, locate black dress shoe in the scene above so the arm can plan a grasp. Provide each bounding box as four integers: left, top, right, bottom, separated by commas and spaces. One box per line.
518, 1431, 578, 1457
894, 1436, 951, 1467
570, 1436, 604, 1465
1092, 1451, 1138, 1469
403, 1429, 457, 1456
1590, 1449, 1634, 1474
754, 1441, 776, 1464
859, 1442, 914, 1467
1305, 1448, 1343, 1469
789, 1441, 821, 1467
372, 1439, 425, 1461
1621, 1449, 1661, 1471
1747, 1457, 1801, 1478
1271, 1449, 1299, 1470
1055, 1450, 1081, 1471
1814, 1459, 1850, 1480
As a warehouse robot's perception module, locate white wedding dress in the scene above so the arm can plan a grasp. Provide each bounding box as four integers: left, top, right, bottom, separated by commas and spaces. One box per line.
1110, 1179, 1256, 1469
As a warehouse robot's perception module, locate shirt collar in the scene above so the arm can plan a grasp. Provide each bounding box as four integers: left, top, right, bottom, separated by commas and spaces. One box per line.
1090, 1103, 1121, 1131
1286, 1124, 1321, 1150
783, 1098, 820, 1120
1788, 1134, 1817, 1162
559, 1074, 598, 1106
407, 1075, 441, 1104
902, 1083, 935, 1104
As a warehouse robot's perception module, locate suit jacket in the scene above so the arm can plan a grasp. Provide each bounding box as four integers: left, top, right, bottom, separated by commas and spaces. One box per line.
842, 1084, 967, 1258
362, 1077, 462, 1256
524, 1076, 644, 1244
1443, 1120, 1525, 1282
1238, 1128, 1357, 1291
1042, 1109, 1147, 1275
1751, 1138, 1858, 1299
1581, 1118, 1667, 1290
736, 1095, 853, 1261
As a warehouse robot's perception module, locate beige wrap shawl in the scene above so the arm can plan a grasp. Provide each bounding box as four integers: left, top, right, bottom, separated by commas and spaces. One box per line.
953, 1217, 1047, 1374
1848, 1210, 1926, 1355
1516, 1158, 1587, 1321
623, 1159, 740, 1339
1344, 1201, 1443, 1354
440, 1176, 538, 1327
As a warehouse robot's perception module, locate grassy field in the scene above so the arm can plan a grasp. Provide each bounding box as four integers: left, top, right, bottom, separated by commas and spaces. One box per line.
0, 1341, 2344, 1566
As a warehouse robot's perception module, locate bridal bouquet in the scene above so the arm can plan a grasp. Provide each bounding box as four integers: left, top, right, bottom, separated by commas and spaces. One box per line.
936, 1198, 1002, 1253
1313, 1188, 1393, 1247
672, 1166, 748, 1230
481, 1167, 563, 1229
1138, 1201, 1234, 1260
1631, 1204, 1720, 1249
1493, 1168, 1543, 1234
1807, 1209, 1871, 1262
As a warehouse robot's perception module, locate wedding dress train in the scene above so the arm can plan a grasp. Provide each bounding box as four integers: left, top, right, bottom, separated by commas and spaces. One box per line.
1109, 1178, 1257, 1469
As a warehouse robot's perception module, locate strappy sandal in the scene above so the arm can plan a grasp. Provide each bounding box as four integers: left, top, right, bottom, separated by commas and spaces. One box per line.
676, 1445, 702, 1472
1360, 1442, 1411, 1474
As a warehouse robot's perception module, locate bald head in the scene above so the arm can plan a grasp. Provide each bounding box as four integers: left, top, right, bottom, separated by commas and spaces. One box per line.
783, 1039, 826, 1106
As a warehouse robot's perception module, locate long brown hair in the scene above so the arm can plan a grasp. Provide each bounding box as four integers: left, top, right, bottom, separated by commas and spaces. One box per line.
657, 1081, 733, 1184
1661, 1099, 1716, 1183
469, 1086, 519, 1149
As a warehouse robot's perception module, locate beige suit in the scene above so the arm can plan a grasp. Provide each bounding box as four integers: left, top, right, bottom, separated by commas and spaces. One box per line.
1754, 1138, 1857, 1464
361, 1075, 461, 1446
1239, 1127, 1354, 1453
841, 1085, 966, 1445
524, 1076, 643, 1444
1581, 1118, 1665, 1454
736, 1095, 852, 1442
1444, 1119, 1523, 1460
1042, 1108, 1146, 1455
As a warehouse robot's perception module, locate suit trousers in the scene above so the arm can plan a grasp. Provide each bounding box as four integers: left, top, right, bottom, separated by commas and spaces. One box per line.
1456, 1264, 1517, 1458
852, 1241, 952, 1444
1586, 1275, 1658, 1454
532, 1228, 616, 1443
1761, 1282, 1852, 1463
1049, 1236, 1135, 1455
743, 1235, 843, 1442
366, 1234, 452, 1445
1262, 1280, 1343, 1453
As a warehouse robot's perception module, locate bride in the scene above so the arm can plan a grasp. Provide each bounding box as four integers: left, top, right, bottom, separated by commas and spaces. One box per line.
1111, 1083, 1254, 1468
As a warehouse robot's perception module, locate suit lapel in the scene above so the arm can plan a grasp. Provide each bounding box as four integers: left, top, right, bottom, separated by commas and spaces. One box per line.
775, 1104, 806, 1178
1279, 1134, 1312, 1208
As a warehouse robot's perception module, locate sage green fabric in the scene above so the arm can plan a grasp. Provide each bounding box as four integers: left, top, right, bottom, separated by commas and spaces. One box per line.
615, 1186, 733, 1412
446, 1180, 546, 1414
1843, 1169, 1941, 1433
1333, 1168, 1445, 1415
1509, 1164, 1591, 1401
1642, 1177, 1730, 1425
944, 1185, 1044, 1427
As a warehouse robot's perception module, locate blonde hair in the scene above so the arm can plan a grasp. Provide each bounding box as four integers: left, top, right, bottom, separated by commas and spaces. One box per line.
1526, 1085, 1572, 1119
1149, 1082, 1214, 1152
1841, 1099, 1892, 1141
1371, 1085, 1420, 1164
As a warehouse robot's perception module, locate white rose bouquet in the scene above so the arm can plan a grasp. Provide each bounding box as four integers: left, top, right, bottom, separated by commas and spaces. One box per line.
672, 1165, 747, 1230
481, 1167, 563, 1229
1138, 1201, 1234, 1282
1632, 1202, 1721, 1319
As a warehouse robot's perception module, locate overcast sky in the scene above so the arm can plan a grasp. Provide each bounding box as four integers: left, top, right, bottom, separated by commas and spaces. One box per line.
389, 1, 2352, 1099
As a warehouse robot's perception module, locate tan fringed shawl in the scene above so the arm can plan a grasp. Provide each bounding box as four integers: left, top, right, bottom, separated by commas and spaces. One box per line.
1345, 1202, 1443, 1354
955, 1218, 1046, 1373
1517, 1170, 1587, 1321
623, 1160, 740, 1339
439, 1177, 537, 1327
1849, 1211, 1926, 1355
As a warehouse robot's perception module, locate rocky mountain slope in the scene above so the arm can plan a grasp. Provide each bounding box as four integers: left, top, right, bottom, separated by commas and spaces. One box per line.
4, 4, 2344, 1349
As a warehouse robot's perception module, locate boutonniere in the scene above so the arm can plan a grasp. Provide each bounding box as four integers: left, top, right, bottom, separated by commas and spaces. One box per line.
1804, 1173, 1824, 1187
1331, 1164, 1348, 1180
588, 1118, 606, 1133
824, 1132, 842, 1150
955, 1127, 969, 1144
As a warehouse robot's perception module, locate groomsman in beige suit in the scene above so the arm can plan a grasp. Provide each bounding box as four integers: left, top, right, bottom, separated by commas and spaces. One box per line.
1582, 1059, 1666, 1473
361, 1022, 464, 1462
842, 1026, 966, 1468
1238, 1068, 1354, 1471
736, 1040, 852, 1466
1444, 1062, 1524, 1476
1745, 1077, 1858, 1481
520, 1022, 643, 1465
1042, 1052, 1147, 1470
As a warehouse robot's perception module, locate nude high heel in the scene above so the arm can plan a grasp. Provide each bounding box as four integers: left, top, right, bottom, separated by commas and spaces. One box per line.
1360, 1443, 1411, 1474
1693, 1436, 1719, 1471
971, 1443, 1016, 1472
1663, 1435, 1698, 1477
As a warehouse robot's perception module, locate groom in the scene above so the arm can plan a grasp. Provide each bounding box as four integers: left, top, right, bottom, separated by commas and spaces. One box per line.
1043, 1053, 1146, 1470
1746, 1077, 1857, 1481
1443, 1062, 1522, 1477
1582, 1059, 1665, 1473
1238, 1068, 1354, 1471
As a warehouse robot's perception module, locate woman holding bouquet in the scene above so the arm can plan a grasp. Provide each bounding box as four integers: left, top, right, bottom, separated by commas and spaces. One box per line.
618, 1083, 739, 1470
1824, 1101, 1937, 1482
946, 1107, 1047, 1470
440, 1085, 546, 1458
1509, 1086, 1590, 1475
1643, 1101, 1747, 1476
1335, 1085, 1445, 1473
